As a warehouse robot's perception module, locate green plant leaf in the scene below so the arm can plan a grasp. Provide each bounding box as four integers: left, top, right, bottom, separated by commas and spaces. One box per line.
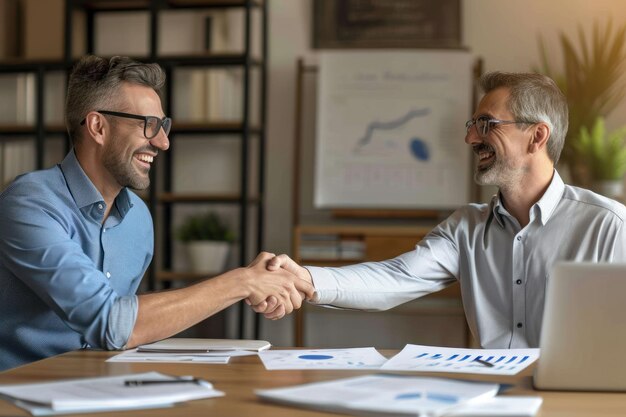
175, 212, 235, 243
536, 18, 626, 184
571, 117, 626, 180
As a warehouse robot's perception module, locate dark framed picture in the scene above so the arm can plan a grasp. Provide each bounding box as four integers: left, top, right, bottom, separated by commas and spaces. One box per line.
313, 0, 462, 49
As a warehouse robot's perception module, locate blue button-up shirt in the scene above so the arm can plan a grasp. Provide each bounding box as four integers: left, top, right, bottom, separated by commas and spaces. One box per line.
0, 150, 153, 370
309, 171, 626, 348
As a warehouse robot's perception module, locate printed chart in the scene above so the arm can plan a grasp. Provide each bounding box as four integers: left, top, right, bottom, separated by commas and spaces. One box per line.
381, 344, 540, 375
315, 50, 473, 209
259, 348, 387, 370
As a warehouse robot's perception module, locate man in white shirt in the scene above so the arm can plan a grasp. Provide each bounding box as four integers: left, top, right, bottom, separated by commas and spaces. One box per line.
253, 71, 626, 349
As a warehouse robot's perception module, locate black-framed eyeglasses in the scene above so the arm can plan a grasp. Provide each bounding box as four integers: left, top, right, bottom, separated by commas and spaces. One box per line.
80, 110, 172, 139
465, 115, 535, 138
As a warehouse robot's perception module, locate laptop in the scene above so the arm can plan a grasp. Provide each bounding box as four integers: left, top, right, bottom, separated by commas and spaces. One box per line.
534, 262, 626, 391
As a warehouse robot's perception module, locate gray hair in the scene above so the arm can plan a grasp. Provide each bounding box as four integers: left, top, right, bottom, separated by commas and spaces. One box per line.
65, 55, 166, 145
479, 72, 568, 164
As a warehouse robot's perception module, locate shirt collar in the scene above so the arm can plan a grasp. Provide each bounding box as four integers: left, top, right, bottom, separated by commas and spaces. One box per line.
490, 169, 564, 228
60, 149, 133, 221
534, 169, 565, 225
490, 193, 506, 228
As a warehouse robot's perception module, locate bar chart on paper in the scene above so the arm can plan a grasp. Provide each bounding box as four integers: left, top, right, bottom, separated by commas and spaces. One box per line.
381, 345, 540, 375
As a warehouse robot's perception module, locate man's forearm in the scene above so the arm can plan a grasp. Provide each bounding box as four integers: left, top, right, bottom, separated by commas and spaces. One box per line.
126, 269, 247, 348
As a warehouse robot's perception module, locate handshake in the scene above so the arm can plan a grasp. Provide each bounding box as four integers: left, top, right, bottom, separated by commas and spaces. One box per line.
242, 252, 314, 320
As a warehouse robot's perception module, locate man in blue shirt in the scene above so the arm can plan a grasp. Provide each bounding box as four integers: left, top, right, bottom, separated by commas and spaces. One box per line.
0, 55, 313, 371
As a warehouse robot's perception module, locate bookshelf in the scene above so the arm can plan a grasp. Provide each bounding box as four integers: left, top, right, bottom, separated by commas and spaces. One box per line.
0, 62, 70, 190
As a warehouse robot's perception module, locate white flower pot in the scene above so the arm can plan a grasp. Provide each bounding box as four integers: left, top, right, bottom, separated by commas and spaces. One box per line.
185, 241, 230, 274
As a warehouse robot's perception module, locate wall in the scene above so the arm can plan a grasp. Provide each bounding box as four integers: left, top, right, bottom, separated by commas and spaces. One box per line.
261, 0, 626, 345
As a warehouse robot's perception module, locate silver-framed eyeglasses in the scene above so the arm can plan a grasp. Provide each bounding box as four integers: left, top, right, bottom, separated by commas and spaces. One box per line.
80, 110, 172, 139
465, 115, 535, 138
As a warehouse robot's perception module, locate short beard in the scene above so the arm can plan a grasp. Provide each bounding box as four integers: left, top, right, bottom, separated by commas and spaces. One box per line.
474, 156, 525, 191
103, 140, 152, 190
475, 160, 503, 186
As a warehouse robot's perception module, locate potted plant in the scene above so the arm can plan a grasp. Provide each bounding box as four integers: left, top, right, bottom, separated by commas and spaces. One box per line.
176, 211, 235, 273
571, 117, 626, 199
536, 19, 626, 187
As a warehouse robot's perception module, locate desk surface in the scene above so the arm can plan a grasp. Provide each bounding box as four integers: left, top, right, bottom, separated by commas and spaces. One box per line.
1, 349, 626, 416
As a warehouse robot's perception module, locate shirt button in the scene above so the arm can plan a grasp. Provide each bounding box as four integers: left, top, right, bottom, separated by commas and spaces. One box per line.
517, 322, 523, 328
516, 236, 522, 241
516, 279, 522, 285
97, 204, 103, 210
106, 271, 111, 278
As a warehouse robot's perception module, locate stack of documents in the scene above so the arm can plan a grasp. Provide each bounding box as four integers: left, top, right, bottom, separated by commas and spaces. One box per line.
257, 375, 543, 417
107, 338, 271, 364
257, 374, 500, 417
0, 371, 223, 415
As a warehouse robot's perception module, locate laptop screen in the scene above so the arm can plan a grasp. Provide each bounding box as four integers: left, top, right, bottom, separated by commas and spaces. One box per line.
534, 262, 626, 391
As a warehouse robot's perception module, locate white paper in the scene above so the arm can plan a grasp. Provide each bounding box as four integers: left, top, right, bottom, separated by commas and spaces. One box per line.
106, 349, 232, 364
257, 374, 499, 417
259, 348, 387, 370
382, 345, 540, 375
0, 371, 223, 415
137, 337, 270, 352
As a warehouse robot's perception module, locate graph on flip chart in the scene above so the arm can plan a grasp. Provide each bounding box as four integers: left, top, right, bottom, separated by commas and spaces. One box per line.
314, 50, 473, 209
381, 344, 540, 375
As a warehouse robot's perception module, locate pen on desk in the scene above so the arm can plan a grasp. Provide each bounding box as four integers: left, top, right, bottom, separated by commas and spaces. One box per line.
124, 377, 203, 386
472, 358, 494, 368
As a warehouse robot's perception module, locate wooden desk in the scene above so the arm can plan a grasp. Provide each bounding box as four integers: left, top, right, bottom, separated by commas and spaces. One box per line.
2, 350, 626, 416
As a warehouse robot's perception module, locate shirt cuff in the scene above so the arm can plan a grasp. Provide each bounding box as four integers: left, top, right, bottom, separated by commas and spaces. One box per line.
305, 266, 339, 305
105, 295, 138, 350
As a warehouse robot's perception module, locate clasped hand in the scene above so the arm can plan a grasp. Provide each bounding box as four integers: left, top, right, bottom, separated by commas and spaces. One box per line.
244, 252, 312, 320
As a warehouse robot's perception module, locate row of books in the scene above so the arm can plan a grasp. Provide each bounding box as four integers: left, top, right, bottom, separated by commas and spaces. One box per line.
299, 234, 366, 261
0, 137, 66, 191
0, 140, 35, 190
173, 68, 246, 123
0, 72, 66, 126
0, 69, 253, 127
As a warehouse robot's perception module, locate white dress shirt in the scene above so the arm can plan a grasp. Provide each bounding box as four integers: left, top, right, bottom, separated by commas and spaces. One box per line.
307, 171, 626, 348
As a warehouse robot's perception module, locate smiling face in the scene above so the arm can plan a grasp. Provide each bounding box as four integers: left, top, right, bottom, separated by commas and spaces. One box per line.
465, 87, 534, 189
102, 83, 169, 190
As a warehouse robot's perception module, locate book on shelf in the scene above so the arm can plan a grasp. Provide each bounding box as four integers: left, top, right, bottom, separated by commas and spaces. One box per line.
1, 139, 35, 190
16, 73, 35, 125
299, 234, 365, 260
0, 73, 35, 125
339, 239, 366, 260
44, 71, 66, 126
